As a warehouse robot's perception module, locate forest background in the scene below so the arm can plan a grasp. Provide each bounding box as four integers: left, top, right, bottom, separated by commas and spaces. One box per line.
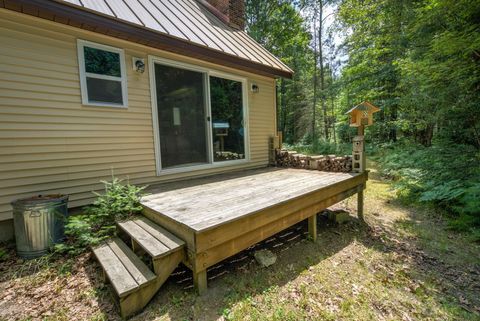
245, 0, 480, 239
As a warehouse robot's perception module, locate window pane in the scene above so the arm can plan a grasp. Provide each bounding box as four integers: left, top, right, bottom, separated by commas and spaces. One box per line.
84, 46, 121, 77
86, 77, 123, 104
154, 64, 208, 168
210, 76, 245, 162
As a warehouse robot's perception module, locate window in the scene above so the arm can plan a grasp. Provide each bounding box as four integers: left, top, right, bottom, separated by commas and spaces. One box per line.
77, 40, 127, 107
150, 57, 249, 173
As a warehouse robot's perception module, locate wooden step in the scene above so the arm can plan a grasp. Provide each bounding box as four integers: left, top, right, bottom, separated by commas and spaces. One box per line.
92, 237, 156, 298
118, 217, 185, 259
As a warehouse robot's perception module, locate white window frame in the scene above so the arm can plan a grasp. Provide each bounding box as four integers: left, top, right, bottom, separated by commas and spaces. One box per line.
77, 39, 128, 108
148, 55, 251, 176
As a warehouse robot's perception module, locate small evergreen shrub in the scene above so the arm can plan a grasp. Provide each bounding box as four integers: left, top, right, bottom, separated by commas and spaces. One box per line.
56, 177, 147, 255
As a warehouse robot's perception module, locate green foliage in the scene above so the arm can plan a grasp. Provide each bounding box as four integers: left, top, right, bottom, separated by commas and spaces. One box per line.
337, 0, 480, 148
374, 140, 480, 236
246, 0, 315, 143
0, 247, 8, 261
56, 177, 147, 255
286, 140, 351, 156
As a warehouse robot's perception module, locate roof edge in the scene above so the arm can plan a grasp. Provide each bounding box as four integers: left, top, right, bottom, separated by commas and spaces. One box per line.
1, 0, 293, 79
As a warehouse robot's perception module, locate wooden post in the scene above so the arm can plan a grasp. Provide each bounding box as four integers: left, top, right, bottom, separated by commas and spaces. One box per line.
357, 125, 365, 221
358, 124, 365, 136
308, 214, 317, 242
358, 125, 366, 171
357, 188, 364, 221
193, 270, 207, 295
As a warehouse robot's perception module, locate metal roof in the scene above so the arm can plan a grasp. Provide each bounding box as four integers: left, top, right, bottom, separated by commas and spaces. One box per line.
346, 101, 381, 114
57, 0, 293, 77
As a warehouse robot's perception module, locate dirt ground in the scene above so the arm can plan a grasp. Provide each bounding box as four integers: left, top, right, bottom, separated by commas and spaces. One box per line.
1, 168, 479, 321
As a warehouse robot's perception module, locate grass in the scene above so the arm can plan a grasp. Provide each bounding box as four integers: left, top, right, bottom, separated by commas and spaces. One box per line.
1, 163, 479, 320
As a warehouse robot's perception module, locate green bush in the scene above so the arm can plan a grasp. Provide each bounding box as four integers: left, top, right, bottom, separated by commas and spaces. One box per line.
56, 177, 147, 255
373, 140, 480, 239
285, 140, 352, 156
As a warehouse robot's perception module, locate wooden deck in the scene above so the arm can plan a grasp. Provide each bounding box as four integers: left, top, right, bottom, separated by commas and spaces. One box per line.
141, 167, 368, 293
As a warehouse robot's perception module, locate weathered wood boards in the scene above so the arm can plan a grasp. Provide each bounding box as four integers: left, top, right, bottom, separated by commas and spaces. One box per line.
92, 238, 156, 298
141, 168, 368, 293
275, 150, 353, 172
118, 217, 185, 259
92, 217, 186, 318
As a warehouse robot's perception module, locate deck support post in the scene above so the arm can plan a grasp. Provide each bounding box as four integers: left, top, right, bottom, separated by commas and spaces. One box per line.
357, 188, 364, 221
308, 214, 318, 242
193, 270, 207, 295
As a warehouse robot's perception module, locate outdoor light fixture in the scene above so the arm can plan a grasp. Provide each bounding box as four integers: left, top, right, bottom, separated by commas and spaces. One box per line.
251, 83, 259, 93
132, 57, 145, 73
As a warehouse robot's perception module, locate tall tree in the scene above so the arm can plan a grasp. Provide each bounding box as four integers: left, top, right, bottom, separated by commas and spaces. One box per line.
246, 0, 313, 144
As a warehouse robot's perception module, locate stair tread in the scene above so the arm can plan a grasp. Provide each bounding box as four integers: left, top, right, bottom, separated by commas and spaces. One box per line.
108, 238, 156, 284
118, 217, 185, 259
92, 237, 155, 298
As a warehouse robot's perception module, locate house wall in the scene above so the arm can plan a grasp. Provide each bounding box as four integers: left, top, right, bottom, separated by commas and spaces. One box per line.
0, 9, 277, 239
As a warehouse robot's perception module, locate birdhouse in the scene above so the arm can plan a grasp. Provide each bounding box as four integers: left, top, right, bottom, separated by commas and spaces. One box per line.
352, 135, 364, 152
346, 101, 380, 127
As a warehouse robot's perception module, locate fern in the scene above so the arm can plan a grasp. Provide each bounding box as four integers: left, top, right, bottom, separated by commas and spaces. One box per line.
375, 140, 480, 235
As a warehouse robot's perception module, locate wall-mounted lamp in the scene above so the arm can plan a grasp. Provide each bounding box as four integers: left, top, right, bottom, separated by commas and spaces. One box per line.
132, 57, 145, 73
251, 83, 259, 93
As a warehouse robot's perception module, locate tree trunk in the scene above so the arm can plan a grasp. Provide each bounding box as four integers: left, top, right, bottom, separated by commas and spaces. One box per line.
318, 1, 328, 141
280, 78, 287, 135
312, 6, 318, 143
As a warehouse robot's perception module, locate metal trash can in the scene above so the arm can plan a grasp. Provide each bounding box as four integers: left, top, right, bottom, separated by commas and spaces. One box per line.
11, 194, 68, 259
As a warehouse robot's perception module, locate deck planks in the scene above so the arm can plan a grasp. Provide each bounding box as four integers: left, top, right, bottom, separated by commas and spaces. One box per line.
133, 217, 185, 250
142, 168, 360, 232
118, 220, 170, 257
92, 238, 147, 297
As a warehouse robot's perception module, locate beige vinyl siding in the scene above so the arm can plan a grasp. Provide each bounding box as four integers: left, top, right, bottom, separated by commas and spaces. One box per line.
0, 9, 277, 221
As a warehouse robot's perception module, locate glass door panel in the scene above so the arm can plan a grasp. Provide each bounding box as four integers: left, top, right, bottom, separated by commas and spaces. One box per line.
154, 63, 208, 169
209, 76, 245, 162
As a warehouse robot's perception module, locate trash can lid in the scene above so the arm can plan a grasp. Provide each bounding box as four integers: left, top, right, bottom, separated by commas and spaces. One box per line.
11, 194, 69, 208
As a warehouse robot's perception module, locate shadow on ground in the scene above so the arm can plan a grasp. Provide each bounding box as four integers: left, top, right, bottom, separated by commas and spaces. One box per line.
1, 168, 478, 320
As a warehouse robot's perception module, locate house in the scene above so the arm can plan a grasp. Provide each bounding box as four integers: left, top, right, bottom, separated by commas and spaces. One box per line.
0, 0, 294, 239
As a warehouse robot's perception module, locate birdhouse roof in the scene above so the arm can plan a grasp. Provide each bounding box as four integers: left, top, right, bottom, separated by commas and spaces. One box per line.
346, 101, 381, 114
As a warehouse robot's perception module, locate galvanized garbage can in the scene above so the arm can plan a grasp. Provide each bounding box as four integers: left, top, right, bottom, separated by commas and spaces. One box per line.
11, 194, 68, 259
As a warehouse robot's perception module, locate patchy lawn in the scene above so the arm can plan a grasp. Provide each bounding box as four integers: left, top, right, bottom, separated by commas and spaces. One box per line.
1, 167, 479, 321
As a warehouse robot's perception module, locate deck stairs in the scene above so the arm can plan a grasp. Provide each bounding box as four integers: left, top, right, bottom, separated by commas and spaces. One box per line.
92, 216, 185, 318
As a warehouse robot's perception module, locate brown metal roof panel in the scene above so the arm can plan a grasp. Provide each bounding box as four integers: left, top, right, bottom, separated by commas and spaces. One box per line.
80, 0, 114, 17
104, 0, 142, 25
231, 28, 281, 68
178, 0, 241, 56
173, 0, 237, 55
136, 0, 187, 39
163, 0, 227, 52
184, 0, 266, 65
120, 0, 165, 32
235, 30, 291, 71
11, 0, 293, 77
151, 0, 209, 47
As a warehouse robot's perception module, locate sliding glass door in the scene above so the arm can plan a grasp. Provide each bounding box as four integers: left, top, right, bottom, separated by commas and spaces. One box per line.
152, 59, 248, 172
210, 76, 245, 162
154, 64, 208, 169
